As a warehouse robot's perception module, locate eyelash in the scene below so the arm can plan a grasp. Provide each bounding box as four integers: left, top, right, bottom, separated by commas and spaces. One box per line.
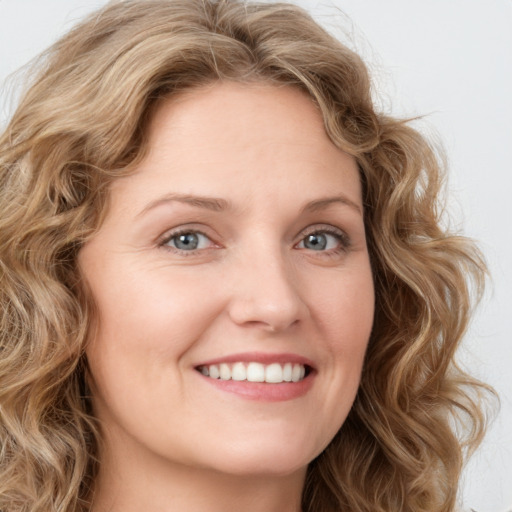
158, 225, 351, 256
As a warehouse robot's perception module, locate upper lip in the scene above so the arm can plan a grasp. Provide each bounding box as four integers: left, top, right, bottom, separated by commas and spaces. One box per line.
195, 352, 315, 369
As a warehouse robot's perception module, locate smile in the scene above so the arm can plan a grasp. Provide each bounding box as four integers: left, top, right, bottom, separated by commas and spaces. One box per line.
197, 362, 308, 383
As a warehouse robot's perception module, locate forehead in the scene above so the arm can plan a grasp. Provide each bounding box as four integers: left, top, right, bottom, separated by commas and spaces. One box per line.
109, 81, 362, 214
148, 81, 326, 145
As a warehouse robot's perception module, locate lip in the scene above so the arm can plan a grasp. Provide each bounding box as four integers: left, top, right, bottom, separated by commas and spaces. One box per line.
195, 351, 315, 368
194, 352, 316, 402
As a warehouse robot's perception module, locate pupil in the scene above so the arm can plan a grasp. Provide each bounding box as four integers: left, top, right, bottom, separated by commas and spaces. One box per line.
305, 233, 327, 250
175, 233, 198, 250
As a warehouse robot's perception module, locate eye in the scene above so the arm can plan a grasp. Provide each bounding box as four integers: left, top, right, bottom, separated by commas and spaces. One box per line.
161, 230, 213, 252
296, 228, 349, 253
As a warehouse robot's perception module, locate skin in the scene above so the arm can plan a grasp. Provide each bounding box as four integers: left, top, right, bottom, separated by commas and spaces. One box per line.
79, 81, 375, 512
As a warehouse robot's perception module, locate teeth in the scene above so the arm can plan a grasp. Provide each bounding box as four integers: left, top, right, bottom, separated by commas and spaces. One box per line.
232, 362, 246, 381
199, 362, 308, 383
283, 362, 292, 382
247, 362, 265, 382
209, 365, 220, 379
219, 363, 231, 381
265, 363, 283, 383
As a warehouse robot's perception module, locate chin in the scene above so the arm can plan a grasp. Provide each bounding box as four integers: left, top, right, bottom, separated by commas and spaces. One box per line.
196, 436, 319, 478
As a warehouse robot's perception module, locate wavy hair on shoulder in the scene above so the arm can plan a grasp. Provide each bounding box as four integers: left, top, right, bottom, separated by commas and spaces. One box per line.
0, 1, 494, 511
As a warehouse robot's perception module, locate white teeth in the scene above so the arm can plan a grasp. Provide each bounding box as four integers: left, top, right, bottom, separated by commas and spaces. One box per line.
199, 362, 308, 383
265, 363, 283, 383
283, 362, 292, 382
231, 362, 246, 381
219, 363, 231, 380
247, 362, 265, 382
291, 364, 302, 383
209, 365, 220, 379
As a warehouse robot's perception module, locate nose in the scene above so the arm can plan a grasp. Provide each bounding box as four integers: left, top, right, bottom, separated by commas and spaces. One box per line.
227, 248, 309, 332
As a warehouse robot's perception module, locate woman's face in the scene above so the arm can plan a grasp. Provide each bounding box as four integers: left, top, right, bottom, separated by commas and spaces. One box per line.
80, 82, 374, 479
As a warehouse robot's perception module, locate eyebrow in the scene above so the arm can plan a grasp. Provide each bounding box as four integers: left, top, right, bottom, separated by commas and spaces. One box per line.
137, 192, 362, 218
137, 193, 230, 217
302, 196, 362, 216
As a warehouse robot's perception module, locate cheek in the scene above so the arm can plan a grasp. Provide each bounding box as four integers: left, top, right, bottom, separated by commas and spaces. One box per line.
83, 264, 224, 396
311, 264, 375, 353
83, 267, 228, 447
88, 263, 218, 345
309, 262, 374, 402
295, 263, 374, 454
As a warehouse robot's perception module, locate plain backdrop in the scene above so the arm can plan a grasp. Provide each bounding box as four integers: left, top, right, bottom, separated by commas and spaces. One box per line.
1, 1, 511, 511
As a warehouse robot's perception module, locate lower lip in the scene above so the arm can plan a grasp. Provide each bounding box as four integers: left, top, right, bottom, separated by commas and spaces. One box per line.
198, 372, 315, 402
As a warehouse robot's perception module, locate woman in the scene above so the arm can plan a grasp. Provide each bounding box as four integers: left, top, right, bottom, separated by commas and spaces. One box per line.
0, 1, 493, 511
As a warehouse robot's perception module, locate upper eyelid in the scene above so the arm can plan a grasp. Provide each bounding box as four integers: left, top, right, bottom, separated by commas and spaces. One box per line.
158, 224, 213, 241
300, 224, 345, 234
298, 224, 349, 240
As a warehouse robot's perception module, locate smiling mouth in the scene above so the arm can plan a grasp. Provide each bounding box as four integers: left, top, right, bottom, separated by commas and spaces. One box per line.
196, 362, 310, 384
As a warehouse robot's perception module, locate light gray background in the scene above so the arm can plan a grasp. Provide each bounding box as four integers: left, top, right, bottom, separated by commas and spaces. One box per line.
1, 1, 511, 511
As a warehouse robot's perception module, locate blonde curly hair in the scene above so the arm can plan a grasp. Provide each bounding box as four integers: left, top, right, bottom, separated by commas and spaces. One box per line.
0, 1, 492, 511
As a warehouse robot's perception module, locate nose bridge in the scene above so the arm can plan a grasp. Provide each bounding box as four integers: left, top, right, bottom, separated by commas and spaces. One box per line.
227, 236, 307, 331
